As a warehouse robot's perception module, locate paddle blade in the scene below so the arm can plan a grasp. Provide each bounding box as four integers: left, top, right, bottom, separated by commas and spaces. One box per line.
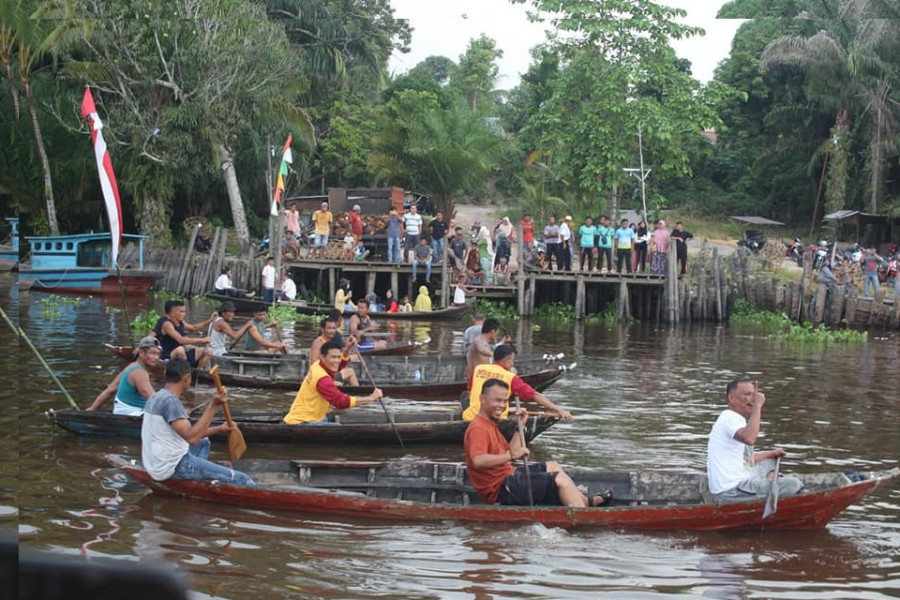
762, 457, 781, 519
228, 428, 247, 462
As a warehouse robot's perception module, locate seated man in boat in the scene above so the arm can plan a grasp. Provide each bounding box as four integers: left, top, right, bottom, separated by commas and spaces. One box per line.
309, 316, 360, 387
208, 301, 253, 356
243, 308, 287, 353
142, 358, 255, 487
153, 300, 215, 369
706, 379, 803, 500
463, 344, 572, 422
214, 266, 255, 298
465, 378, 608, 507
86, 336, 161, 415
348, 299, 388, 352
462, 311, 486, 356
283, 340, 383, 425
466, 318, 503, 381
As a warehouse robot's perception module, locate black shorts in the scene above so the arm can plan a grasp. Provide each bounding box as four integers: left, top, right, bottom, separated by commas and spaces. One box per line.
497, 463, 560, 506
185, 347, 199, 368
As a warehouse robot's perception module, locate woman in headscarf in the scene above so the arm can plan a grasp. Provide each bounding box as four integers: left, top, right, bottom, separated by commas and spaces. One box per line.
413, 285, 432, 311
384, 289, 399, 313
476, 225, 493, 284
497, 217, 516, 243
649, 220, 670, 275
494, 229, 511, 266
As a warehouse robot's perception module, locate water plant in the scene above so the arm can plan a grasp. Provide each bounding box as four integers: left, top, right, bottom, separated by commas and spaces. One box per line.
36, 295, 84, 318
130, 309, 160, 337
268, 302, 301, 323
730, 299, 867, 344
476, 299, 518, 320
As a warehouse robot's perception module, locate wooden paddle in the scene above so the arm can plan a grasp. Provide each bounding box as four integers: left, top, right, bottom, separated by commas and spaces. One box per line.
354, 347, 405, 449
763, 456, 781, 519
272, 325, 288, 354
513, 395, 534, 507
209, 365, 247, 461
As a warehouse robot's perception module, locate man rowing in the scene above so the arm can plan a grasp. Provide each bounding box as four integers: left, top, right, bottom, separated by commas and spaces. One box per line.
243, 308, 287, 353
463, 344, 572, 422
87, 336, 161, 415
707, 378, 802, 500
208, 301, 253, 356
465, 318, 502, 381
309, 315, 360, 387
464, 378, 609, 507
141, 358, 255, 487
152, 299, 215, 369
347, 299, 388, 352
283, 340, 383, 425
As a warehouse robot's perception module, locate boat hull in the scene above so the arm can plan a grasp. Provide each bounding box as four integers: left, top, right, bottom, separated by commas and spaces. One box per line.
19, 268, 158, 295
203, 292, 270, 313
106, 455, 898, 530
50, 409, 557, 445
286, 300, 474, 321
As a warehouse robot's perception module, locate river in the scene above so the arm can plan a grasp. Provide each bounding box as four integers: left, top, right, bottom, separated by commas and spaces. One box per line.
5, 274, 899, 599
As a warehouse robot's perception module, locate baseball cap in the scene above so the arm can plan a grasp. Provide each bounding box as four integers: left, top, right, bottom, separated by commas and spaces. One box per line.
138, 336, 161, 349
218, 300, 236, 312
353, 204, 361, 211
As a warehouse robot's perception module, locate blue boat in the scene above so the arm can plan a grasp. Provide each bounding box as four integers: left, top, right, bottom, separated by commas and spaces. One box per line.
18, 232, 161, 296
0, 218, 19, 270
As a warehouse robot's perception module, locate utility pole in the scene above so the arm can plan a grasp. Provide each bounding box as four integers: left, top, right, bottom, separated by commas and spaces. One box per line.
623, 125, 651, 224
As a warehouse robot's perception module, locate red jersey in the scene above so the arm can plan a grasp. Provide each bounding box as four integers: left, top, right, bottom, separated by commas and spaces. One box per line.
349, 212, 363, 237
521, 219, 534, 244
464, 414, 514, 504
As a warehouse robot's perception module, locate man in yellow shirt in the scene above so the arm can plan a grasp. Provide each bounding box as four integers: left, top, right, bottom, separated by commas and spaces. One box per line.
463, 344, 572, 422
311, 201, 333, 259
283, 339, 383, 424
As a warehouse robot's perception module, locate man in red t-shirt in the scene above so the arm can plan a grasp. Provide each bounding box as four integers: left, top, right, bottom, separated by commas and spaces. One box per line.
520, 213, 534, 248
349, 204, 364, 242
463, 379, 611, 507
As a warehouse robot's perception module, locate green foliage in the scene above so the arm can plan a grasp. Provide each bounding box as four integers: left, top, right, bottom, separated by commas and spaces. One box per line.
267, 302, 299, 323
730, 298, 792, 327
35, 295, 84, 318
476, 299, 518, 320
130, 309, 159, 337
449, 35, 503, 113
148, 290, 184, 301
730, 298, 867, 343
535, 302, 576, 320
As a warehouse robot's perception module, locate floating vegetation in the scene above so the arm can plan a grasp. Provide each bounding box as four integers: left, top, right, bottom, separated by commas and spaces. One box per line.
268, 302, 301, 323
148, 290, 185, 301
476, 299, 517, 320
535, 302, 625, 324
730, 299, 866, 344
130, 309, 159, 337
36, 296, 84, 318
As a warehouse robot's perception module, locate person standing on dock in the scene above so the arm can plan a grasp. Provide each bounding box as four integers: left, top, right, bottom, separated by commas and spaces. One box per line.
87, 336, 161, 415
706, 379, 802, 500
670, 221, 694, 276
520, 213, 534, 251
578, 216, 596, 272
283, 340, 383, 425
595, 216, 614, 273
634, 221, 649, 273
403, 204, 423, 263
614, 218, 634, 274
261, 256, 277, 303
429, 211, 448, 264
142, 358, 256, 487
349, 204, 364, 244
311, 201, 333, 260
153, 300, 214, 370
386, 209, 404, 264
649, 220, 670, 275
560, 216, 573, 271
862, 248, 882, 297
284, 202, 302, 241
463, 344, 572, 422
464, 378, 606, 507
543, 216, 562, 272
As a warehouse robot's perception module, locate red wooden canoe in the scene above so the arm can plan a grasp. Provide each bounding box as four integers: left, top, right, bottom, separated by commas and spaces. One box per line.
105, 339, 421, 360
107, 455, 898, 530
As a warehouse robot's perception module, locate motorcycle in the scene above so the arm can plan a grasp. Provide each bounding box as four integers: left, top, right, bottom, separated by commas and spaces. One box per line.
783, 237, 803, 267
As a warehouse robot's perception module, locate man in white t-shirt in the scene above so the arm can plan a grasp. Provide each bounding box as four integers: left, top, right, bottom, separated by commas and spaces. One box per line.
279, 273, 297, 301
402, 204, 423, 263
261, 256, 277, 303
706, 379, 802, 499
141, 358, 255, 486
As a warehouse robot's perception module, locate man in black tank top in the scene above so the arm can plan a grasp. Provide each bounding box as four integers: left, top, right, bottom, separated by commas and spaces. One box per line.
152, 300, 215, 369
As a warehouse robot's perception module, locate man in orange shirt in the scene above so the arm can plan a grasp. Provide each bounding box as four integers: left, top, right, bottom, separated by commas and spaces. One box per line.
464, 379, 611, 507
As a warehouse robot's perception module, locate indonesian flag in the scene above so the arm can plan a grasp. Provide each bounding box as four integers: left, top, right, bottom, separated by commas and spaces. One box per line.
271, 134, 293, 216
81, 87, 123, 266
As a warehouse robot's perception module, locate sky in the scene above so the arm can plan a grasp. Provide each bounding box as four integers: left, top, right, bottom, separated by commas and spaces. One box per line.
388, 0, 745, 87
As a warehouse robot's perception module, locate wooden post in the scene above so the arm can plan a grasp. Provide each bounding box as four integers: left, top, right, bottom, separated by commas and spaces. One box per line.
366, 271, 377, 297
178, 224, 201, 294
617, 279, 631, 321
713, 250, 723, 322
214, 229, 228, 292
575, 274, 585, 320
391, 271, 399, 301
831, 284, 845, 326
813, 283, 827, 324
328, 268, 335, 306
199, 227, 222, 295
517, 264, 526, 316
440, 236, 449, 308
667, 243, 678, 324
274, 211, 285, 277
527, 273, 536, 316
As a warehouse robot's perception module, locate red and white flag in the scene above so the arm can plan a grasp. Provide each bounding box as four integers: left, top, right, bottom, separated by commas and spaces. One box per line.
81, 87, 123, 266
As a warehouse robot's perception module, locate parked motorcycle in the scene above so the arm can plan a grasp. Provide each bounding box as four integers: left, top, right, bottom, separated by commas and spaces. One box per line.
783, 237, 803, 267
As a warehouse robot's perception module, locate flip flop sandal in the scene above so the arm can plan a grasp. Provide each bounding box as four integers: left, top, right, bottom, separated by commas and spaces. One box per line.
590, 489, 613, 507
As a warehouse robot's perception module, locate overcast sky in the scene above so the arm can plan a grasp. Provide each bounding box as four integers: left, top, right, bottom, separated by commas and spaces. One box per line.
388, 0, 744, 87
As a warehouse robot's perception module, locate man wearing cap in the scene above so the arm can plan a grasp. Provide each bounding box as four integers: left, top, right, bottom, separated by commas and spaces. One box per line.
87, 336, 161, 415
559, 216, 573, 271
208, 301, 253, 356
349, 204, 364, 243
311, 201, 333, 260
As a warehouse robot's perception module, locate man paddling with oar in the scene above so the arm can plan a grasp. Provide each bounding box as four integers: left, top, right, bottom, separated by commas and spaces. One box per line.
141, 358, 255, 487
283, 340, 383, 425
706, 378, 802, 501
464, 378, 611, 508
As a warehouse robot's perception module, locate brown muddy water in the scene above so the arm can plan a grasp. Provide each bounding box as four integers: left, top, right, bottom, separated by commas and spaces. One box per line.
4, 273, 899, 599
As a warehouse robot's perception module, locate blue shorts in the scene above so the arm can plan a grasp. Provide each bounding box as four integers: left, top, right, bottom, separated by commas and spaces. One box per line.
314, 234, 329, 247
357, 341, 375, 352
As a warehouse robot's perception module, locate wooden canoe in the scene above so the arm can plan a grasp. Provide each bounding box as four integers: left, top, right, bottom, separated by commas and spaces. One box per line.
48, 408, 557, 445
106, 455, 898, 530
283, 300, 474, 321
203, 292, 270, 312
195, 353, 573, 401
105, 338, 423, 362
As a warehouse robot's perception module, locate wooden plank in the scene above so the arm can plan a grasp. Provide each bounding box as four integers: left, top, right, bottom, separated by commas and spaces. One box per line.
813, 284, 827, 324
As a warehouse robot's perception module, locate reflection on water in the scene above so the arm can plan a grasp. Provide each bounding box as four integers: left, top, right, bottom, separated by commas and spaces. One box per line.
8, 284, 900, 598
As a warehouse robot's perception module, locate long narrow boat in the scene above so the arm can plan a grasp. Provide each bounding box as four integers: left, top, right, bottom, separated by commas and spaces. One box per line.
49, 408, 557, 445
195, 353, 573, 400
107, 455, 898, 530
202, 292, 270, 313
284, 299, 474, 321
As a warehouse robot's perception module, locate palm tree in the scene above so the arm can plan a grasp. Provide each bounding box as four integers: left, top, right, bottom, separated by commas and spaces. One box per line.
760, 0, 899, 214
